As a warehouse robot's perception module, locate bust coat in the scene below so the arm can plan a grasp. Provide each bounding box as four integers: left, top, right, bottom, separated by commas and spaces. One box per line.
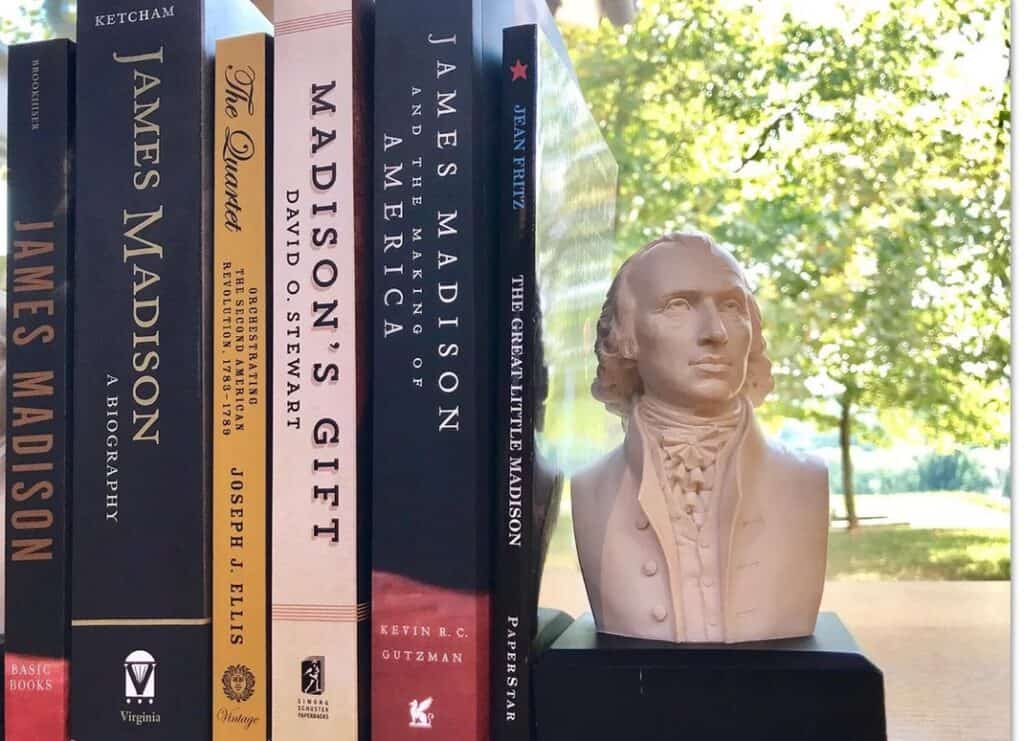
571, 399, 829, 643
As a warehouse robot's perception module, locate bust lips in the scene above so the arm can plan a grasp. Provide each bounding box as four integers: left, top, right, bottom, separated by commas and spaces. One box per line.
690, 355, 731, 374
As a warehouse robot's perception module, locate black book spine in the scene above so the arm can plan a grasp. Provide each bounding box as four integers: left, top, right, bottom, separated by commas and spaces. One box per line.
4, 38, 74, 741
494, 24, 539, 741
70, 2, 267, 738
72, 5, 209, 739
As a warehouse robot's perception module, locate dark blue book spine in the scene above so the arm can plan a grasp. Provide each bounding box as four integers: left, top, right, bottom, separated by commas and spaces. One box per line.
71, 2, 267, 739
4, 38, 74, 741
494, 24, 539, 741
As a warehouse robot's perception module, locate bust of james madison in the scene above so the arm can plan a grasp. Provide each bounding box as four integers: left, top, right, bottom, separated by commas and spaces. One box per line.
571, 232, 828, 644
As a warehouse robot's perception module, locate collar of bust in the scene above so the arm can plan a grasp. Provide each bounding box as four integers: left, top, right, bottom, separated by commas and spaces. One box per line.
625, 396, 750, 482
638, 394, 744, 435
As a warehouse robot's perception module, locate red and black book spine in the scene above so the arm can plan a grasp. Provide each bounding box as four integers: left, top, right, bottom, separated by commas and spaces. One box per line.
70, 3, 268, 739
371, 2, 570, 739
4, 38, 75, 741
494, 24, 538, 741
371, 2, 490, 735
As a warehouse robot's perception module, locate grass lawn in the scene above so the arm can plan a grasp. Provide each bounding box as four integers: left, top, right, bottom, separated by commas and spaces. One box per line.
957, 492, 1012, 513
828, 526, 1010, 581
546, 492, 1011, 580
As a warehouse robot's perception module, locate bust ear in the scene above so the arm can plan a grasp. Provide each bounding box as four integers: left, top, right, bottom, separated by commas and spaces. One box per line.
620, 334, 638, 361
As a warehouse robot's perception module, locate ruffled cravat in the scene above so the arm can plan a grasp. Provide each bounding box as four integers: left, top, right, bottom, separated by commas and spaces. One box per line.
639, 397, 742, 530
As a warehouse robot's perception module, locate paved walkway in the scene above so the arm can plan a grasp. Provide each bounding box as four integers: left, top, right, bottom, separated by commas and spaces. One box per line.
538, 571, 1010, 741
822, 581, 1009, 741
831, 493, 1009, 529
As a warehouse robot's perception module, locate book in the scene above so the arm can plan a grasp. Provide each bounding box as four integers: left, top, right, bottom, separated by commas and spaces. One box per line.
4, 38, 74, 741
270, 2, 372, 740
371, 1, 571, 738
71, 3, 269, 739
493, 23, 618, 741
212, 32, 272, 741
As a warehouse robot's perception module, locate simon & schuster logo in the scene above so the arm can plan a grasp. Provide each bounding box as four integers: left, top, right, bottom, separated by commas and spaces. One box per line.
408, 697, 434, 729
301, 656, 324, 695
296, 657, 330, 721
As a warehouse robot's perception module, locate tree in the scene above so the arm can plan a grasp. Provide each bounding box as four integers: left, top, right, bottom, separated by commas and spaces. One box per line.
1, 1, 53, 45
563, 0, 1010, 527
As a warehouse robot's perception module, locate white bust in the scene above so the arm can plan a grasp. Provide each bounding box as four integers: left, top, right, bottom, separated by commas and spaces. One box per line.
571, 232, 828, 644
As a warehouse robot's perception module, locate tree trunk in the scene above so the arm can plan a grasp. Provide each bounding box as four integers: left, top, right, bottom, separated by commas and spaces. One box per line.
839, 399, 859, 530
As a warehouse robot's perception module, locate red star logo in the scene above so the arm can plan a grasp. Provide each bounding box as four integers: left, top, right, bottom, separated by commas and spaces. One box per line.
510, 59, 529, 81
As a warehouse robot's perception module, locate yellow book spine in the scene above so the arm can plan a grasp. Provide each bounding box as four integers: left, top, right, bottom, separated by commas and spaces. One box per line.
213, 32, 270, 741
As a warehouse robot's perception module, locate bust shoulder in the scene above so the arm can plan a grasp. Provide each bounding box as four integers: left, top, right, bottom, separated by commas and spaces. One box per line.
762, 437, 829, 495
570, 445, 631, 620
747, 433, 829, 534
572, 445, 627, 503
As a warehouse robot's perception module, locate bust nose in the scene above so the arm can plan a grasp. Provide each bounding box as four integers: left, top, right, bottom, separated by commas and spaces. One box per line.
698, 299, 727, 345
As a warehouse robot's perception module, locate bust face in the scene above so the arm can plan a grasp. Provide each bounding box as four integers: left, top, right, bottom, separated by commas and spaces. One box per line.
627, 240, 752, 417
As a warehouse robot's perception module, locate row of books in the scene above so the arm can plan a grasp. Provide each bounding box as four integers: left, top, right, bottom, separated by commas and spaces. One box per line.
3, 0, 617, 739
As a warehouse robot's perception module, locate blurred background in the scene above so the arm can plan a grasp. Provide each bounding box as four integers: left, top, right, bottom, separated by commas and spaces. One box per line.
542, 5, 1010, 739
0, 1, 1011, 739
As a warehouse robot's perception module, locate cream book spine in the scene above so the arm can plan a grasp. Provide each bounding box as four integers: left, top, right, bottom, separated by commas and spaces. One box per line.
271, 2, 371, 740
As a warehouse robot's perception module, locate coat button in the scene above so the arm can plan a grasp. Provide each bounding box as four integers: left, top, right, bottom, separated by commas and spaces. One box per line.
643, 560, 658, 577
635, 515, 649, 530
652, 606, 667, 622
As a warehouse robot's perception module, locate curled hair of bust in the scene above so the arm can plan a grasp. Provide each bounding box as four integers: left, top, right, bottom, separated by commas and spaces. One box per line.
591, 232, 774, 417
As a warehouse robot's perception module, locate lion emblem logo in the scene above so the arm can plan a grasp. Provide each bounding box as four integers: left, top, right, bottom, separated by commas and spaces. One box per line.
222, 664, 256, 703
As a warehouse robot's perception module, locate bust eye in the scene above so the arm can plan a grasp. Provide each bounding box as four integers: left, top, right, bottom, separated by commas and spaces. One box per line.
721, 298, 743, 312
664, 297, 691, 311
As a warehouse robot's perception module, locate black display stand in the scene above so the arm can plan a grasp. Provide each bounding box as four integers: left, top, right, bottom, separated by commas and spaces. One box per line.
0, 634, 5, 735
533, 612, 885, 741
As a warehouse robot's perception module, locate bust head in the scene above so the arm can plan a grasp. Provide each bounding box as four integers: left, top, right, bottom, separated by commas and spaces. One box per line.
592, 232, 773, 418
575, 233, 828, 644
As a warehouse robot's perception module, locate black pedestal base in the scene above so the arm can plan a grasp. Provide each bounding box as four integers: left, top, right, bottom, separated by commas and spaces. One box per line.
533, 612, 885, 741
0, 634, 5, 736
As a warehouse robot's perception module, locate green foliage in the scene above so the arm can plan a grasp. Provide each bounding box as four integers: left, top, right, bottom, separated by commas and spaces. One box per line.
915, 450, 992, 492
827, 526, 1010, 580
1, 0, 52, 45
563, 0, 1010, 457
826, 448, 994, 493
827, 462, 920, 496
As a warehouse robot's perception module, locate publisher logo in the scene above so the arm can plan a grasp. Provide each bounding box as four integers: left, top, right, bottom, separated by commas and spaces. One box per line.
124, 650, 156, 704
221, 664, 256, 703
409, 697, 434, 729
301, 657, 324, 695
